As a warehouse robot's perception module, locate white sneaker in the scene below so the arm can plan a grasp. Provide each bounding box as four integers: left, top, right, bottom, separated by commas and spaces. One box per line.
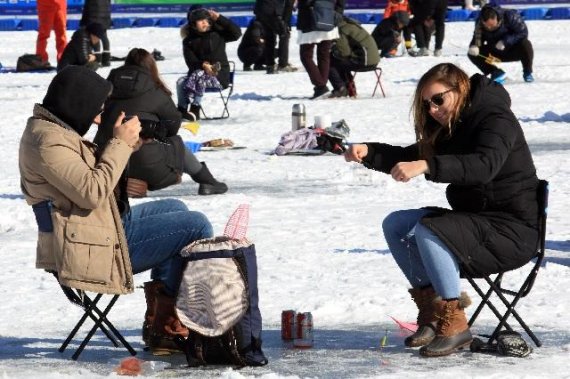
434, 49, 442, 57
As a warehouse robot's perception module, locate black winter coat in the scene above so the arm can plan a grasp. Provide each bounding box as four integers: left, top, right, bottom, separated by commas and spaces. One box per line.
254, 0, 286, 18
296, 0, 345, 33
470, 5, 529, 49
94, 65, 186, 191
80, 0, 112, 29
238, 19, 265, 66
371, 17, 400, 53
57, 28, 94, 71
182, 15, 242, 89
363, 74, 539, 276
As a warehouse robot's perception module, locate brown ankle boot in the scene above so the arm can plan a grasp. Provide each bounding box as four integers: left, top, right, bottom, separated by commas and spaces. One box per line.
149, 290, 189, 355
405, 286, 438, 347
419, 292, 473, 357
142, 281, 163, 346
126, 178, 148, 198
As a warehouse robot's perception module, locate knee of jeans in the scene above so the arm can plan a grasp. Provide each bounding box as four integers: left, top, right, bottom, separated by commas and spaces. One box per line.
161, 198, 188, 211
382, 210, 406, 236
414, 222, 438, 242
177, 76, 187, 86
195, 212, 213, 238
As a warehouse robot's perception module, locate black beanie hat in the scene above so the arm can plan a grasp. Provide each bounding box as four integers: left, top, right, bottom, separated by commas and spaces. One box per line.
394, 11, 410, 27
42, 66, 112, 136
86, 22, 105, 39
188, 8, 211, 24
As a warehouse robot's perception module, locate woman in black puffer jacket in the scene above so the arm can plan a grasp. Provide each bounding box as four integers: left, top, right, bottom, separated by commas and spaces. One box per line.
176, 8, 241, 120
345, 63, 539, 358
95, 48, 228, 196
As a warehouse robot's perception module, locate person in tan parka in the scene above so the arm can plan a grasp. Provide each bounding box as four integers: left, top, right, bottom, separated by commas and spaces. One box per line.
18, 65, 214, 355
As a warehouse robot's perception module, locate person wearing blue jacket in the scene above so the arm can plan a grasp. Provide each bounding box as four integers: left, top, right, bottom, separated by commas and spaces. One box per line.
467, 4, 534, 83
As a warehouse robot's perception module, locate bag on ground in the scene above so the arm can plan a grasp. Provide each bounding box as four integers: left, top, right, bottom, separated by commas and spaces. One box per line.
16, 54, 51, 72
175, 236, 268, 367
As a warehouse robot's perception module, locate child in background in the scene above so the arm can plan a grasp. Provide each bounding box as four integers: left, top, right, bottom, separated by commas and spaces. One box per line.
382, 0, 412, 56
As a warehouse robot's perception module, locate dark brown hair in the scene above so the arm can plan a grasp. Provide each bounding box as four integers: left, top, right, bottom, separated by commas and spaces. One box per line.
411, 63, 470, 159
124, 48, 171, 96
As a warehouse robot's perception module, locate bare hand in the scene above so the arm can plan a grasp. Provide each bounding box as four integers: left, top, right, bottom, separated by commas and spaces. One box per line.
208, 9, 220, 20
390, 160, 429, 182
88, 54, 97, 62
113, 112, 141, 148
344, 144, 368, 163
204, 64, 215, 75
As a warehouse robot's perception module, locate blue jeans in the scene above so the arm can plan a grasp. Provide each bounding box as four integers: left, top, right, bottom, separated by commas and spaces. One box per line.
122, 199, 213, 295
382, 209, 461, 299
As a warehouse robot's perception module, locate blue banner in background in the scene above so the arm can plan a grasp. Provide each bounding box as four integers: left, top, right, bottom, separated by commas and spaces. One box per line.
1, 0, 570, 15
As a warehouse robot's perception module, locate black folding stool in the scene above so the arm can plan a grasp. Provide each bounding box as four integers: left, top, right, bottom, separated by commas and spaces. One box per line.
463, 179, 549, 347
52, 272, 137, 360
201, 61, 235, 120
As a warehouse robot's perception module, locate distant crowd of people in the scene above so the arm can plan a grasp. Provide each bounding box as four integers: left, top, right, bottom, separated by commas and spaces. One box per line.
29, 0, 536, 198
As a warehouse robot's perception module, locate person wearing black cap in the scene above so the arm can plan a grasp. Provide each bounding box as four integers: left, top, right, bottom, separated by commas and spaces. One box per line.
19, 65, 214, 354
371, 10, 410, 58
176, 7, 241, 120
57, 22, 106, 71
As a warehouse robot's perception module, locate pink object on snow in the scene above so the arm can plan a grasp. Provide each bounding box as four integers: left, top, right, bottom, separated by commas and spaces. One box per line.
223, 204, 250, 240
390, 316, 418, 332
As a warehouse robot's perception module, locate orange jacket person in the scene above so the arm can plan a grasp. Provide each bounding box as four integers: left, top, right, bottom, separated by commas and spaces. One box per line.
36, 0, 68, 64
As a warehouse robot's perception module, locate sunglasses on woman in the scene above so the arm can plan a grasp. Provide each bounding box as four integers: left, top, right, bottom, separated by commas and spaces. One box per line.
423, 89, 453, 110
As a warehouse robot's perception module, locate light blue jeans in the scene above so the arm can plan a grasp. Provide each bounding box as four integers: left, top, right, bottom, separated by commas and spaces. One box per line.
382, 209, 461, 299
122, 198, 213, 295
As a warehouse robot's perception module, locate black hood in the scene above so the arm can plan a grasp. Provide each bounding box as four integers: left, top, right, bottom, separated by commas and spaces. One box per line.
42, 66, 112, 136
107, 65, 155, 100
462, 73, 512, 123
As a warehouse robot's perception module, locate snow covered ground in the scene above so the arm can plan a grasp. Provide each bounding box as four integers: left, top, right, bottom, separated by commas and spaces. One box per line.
1, 19, 569, 379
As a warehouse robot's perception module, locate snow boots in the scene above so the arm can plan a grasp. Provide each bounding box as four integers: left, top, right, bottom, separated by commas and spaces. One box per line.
190, 104, 201, 121
419, 292, 473, 357
149, 290, 189, 355
405, 286, 438, 347
126, 178, 148, 198
190, 162, 228, 195
178, 106, 196, 122
142, 280, 164, 345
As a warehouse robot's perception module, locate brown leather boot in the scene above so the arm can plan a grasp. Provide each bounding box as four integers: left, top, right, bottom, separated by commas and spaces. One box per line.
420, 292, 473, 357
149, 290, 189, 356
142, 281, 163, 346
126, 178, 148, 198
405, 286, 438, 347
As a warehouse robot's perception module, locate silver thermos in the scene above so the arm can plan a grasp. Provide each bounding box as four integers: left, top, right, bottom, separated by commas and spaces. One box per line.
292, 103, 306, 131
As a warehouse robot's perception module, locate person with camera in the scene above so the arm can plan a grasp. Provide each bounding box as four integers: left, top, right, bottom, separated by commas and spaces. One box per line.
344, 63, 539, 357
19, 65, 215, 356
95, 48, 228, 197
176, 7, 241, 120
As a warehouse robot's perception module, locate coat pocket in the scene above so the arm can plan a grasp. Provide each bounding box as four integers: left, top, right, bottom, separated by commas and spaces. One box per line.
60, 222, 115, 284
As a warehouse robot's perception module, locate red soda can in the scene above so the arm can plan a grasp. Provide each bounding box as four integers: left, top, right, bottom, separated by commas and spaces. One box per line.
281, 310, 296, 340
294, 312, 313, 348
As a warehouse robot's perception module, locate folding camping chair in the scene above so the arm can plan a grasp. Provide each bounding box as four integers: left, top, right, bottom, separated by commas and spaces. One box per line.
463, 179, 549, 348
351, 65, 386, 98
51, 272, 137, 360
201, 61, 235, 120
